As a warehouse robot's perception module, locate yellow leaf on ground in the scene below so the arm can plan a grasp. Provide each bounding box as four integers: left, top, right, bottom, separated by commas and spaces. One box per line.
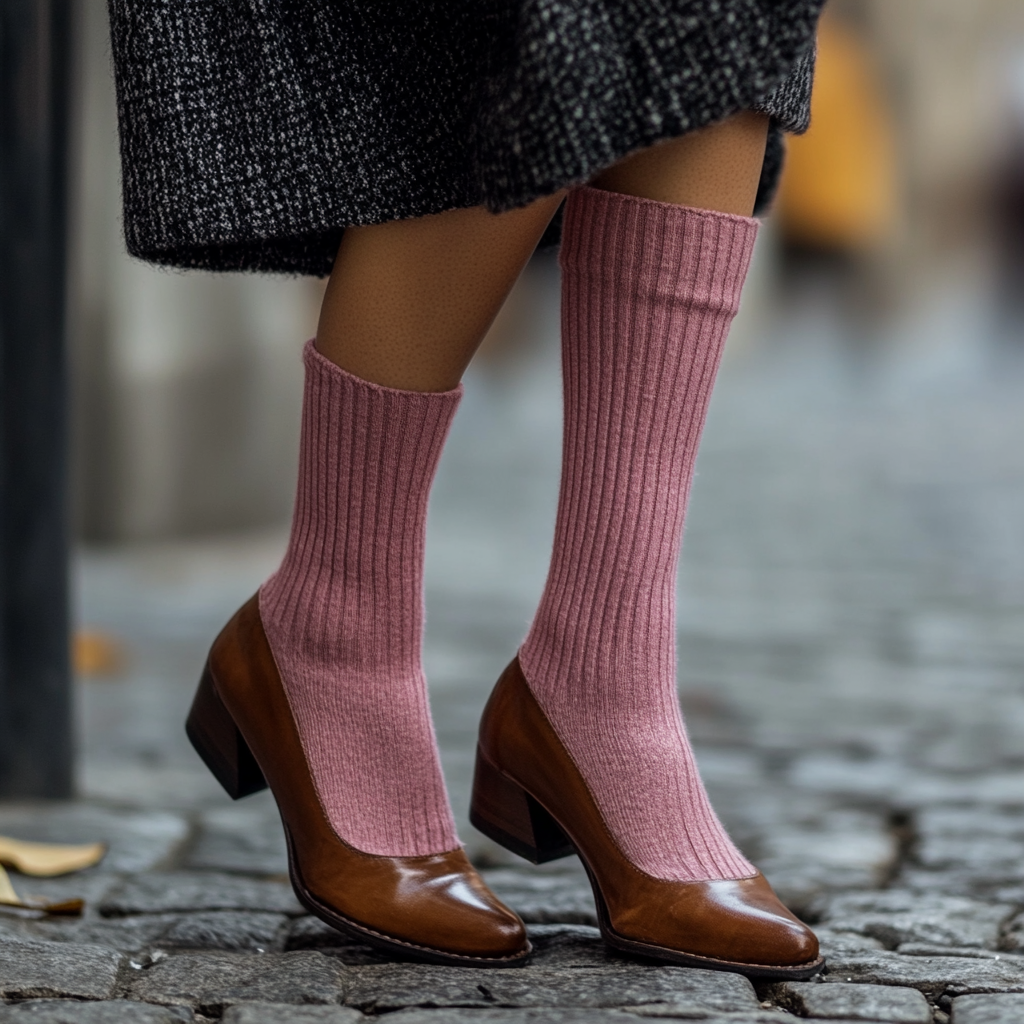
0, 835, 106, 877
0, 864, 84, 916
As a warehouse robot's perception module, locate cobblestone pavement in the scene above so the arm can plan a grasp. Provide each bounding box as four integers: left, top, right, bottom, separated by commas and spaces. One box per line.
3, 266, 1024, 1022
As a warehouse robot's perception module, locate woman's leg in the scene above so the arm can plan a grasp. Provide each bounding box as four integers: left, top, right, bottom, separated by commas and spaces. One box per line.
591, 110, 768, 213
316, 197, 565, 390
518, 112, 772, 881
259, 196, 562, 858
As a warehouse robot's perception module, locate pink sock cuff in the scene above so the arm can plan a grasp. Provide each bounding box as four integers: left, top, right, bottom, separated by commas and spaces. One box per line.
569, 184, 761, 228
561, 186, 759, 317
304, 339, 464, 403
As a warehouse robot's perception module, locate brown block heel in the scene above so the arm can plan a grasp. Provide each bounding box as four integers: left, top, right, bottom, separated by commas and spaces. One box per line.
186, 663, 268, 799
470, 746, 575, 864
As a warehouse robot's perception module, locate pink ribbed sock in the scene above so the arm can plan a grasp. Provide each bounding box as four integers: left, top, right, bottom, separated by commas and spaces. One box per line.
520, 186, 758, 882
260, 341, 460, 857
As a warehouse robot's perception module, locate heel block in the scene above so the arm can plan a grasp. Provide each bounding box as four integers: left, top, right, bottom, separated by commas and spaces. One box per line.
470, 747, 574, 865
186, 664, 268, 800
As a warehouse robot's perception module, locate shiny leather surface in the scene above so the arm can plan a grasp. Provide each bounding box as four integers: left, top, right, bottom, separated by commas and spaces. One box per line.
478, 657, 821, 969
208, 596, 529, 963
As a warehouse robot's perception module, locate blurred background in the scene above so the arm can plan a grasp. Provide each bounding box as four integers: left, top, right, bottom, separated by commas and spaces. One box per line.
59, 0, 1024, 881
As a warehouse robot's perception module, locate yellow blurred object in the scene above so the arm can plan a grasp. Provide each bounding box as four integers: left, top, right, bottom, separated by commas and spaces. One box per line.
776, 12, 897, 250
0, 834, 106, 876
73, 629, 126, 677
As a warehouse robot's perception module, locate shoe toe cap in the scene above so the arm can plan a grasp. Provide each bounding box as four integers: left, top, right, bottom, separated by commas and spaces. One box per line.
428, 866, 530, 960
769, 915, 820, 966
619, 873, 821, 968
703, 873, 820, 967
378, 851, 529, 961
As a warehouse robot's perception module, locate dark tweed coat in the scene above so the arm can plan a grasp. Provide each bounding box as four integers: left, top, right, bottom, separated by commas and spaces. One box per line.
108, 1, 824, 276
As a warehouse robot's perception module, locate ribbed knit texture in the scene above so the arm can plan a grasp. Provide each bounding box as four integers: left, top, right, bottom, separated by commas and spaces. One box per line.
259, 341, 460, 857
520, 186, 758, 882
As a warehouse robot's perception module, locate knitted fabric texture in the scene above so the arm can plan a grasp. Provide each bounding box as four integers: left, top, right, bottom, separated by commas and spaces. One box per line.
260, 341, 460, 857
107, 1, 823, 274
520, 187, 757, 882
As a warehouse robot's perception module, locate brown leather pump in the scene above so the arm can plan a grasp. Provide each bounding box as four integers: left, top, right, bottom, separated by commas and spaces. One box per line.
186, 596, 530, 967
471, 658, 824, 979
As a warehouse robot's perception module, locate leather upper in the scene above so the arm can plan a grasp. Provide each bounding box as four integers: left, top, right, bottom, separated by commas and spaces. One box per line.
208, 596, 529, 962
478, 657, 820, 968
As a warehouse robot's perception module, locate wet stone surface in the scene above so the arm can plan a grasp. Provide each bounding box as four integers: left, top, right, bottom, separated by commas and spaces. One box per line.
0, 1003, 191, 1024
183, 804, 289, 876
811, 891, 1014, 950
343, 962, 759, 1014
25, 910, 290, 954
821, 949, 1024, 997
519, 925, 617, 968
30, 915, 185, 953
124, 950, 346, 1013
480, 870, 598, 926
0, 940, 124, 1001
774, 981, 933, 1023
99, 872, 303, 918
1002, 912, 1024, 952
221, 1006, 364, 1024
154, 910, 290, 952
950, 991, 1024, 1023
376, 1012, 797, 1024
284, 915, 364, 955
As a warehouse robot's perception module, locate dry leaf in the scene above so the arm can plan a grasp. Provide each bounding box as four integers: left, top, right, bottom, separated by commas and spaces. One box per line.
0, 864, 19, 904
0, 864, 84, 917
0, 835, 106, 877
